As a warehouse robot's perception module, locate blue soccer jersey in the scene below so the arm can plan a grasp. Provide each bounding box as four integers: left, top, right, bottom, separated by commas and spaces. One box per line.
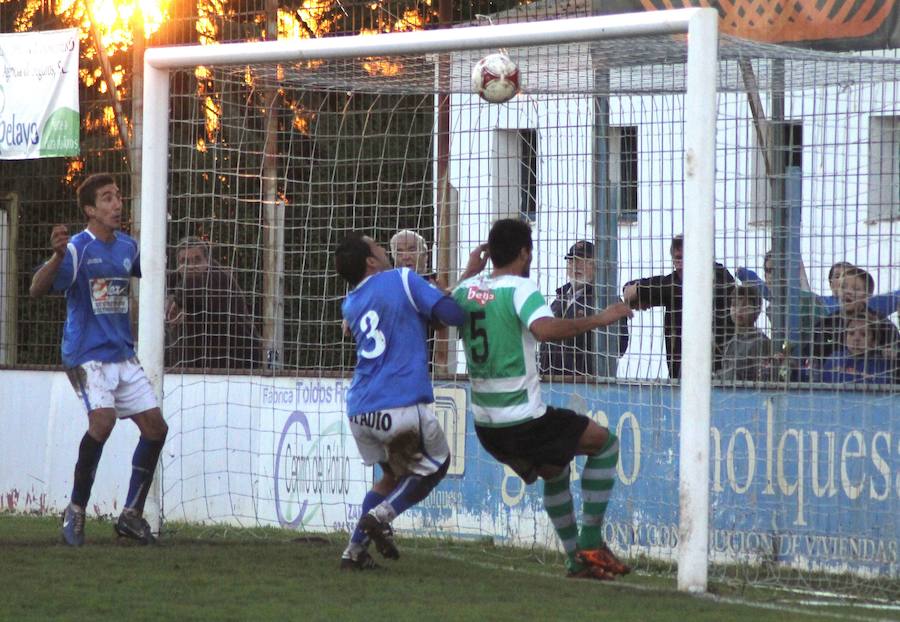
51, 229, 141, 367
342, 268, 447, 416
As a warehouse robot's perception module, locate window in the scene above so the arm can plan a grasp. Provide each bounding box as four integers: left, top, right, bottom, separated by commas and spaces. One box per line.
609, 125, 638, 222
751, 121, 802, 225
868, 116, 900, 221
492, 129, 537, 222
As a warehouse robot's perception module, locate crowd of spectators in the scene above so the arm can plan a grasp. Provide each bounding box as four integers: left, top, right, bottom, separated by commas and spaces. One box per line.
630, 238, 900, 385
162, 228, 900, 386
541, 233, 900, 386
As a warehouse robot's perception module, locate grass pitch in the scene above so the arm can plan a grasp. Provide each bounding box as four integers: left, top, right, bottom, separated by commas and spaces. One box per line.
0, 514, 894, 622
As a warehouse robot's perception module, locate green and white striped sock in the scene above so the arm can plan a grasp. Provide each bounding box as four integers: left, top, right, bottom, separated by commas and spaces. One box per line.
542, 466, 579, 570
579, 433, 619, 550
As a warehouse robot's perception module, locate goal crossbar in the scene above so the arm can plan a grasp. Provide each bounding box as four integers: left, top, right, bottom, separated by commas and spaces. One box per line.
143, 9, 704, 69
137, 8, 719, 594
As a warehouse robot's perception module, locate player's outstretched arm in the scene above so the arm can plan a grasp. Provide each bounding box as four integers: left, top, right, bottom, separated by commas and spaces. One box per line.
530, 301, 633, 342
30, 225, 69, 298
431, 296, 466, 328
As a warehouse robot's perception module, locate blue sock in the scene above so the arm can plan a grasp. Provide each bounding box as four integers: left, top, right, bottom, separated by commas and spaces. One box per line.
382, 475, 423, 517
71, 433, 105, 508
350, 490, 385, 544
124, 437, 164, 513
371, 458, 450, 523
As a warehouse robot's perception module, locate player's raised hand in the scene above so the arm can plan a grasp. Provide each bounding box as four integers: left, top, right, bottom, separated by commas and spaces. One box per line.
461, 242, 489, 279
50, 225, 69, 258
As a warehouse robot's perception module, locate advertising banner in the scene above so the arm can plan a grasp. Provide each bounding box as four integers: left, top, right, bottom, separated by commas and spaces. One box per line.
0, 29, 79, 159
2, 371, 895, 577
412, 382, 899, 576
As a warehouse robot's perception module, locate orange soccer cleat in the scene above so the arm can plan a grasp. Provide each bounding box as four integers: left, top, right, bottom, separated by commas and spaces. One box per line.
576, 543, 631, 577
566, 564, 617, 581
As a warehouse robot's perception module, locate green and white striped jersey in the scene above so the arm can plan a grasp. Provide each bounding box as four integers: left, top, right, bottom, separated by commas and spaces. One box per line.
452, 274, 553, 427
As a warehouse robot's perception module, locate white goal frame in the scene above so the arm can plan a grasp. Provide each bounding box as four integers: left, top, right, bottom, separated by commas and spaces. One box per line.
138, 8, 719, 593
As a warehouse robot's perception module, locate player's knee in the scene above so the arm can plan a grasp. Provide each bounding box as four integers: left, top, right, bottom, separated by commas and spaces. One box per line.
373, 466, 398, 495
156, 417, 169, 441
136, 408, 168, 441
408, 456, 450, 504
87, 410, 116, 441
578, 421, 610, 455
150, 415, 168, 440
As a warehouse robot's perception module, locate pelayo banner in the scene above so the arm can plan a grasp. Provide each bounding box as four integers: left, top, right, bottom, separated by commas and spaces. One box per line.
0, 29, 79, 159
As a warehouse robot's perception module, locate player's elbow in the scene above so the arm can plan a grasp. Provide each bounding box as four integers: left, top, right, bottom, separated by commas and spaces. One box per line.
29, 280, 47, 299
529, 318, 557, 342
432, 297, 466, 327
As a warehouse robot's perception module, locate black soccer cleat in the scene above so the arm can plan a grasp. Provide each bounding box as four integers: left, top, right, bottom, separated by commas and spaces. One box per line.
339, 549, 379, 571
358, 513, 399, 560
114, 510, 157, 545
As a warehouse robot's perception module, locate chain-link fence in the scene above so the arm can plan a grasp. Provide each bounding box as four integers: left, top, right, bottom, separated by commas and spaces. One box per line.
0, 0, 583, 367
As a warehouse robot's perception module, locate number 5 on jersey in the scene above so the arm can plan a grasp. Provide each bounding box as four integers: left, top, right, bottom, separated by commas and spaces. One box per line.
359, 310, 386, 359
469, 310, 489, 363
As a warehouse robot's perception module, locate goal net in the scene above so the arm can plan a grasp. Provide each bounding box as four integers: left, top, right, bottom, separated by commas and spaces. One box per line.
141, 9, 899, 602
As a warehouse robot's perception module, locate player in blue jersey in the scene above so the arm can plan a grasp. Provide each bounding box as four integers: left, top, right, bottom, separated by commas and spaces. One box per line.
334, 232, 477, 570
30, 173, 168, 547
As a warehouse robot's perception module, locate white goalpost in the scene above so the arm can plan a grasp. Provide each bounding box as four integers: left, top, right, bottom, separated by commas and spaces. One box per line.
138, 8, 720, 593
127, 5, 900, 604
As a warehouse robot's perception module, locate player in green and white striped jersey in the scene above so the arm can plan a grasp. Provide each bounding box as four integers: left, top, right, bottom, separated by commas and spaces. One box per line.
453, 219, 634, 580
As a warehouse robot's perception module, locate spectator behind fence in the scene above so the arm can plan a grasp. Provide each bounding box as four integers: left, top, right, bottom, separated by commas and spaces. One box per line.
165, 236, 261, 370
815, 313, 897, 384
738, 256, 900, 321
716, 285, 774, 382
539, 240, 629, 378
390, 229, 438, 284
735, 251, 826, 355
821, 261, 900, 317
389, 229, 445, 370
810, 266, 900, 364
623, 235, 735, 379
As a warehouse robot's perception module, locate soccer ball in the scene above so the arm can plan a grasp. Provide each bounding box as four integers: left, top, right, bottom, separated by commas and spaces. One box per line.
471, 53, 520, 104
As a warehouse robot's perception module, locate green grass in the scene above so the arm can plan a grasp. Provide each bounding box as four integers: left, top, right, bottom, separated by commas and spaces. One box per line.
1, 514, 895, 622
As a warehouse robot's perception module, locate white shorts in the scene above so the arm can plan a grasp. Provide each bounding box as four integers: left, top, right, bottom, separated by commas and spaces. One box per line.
349, 403, 449, 477
65, 357, 159, 418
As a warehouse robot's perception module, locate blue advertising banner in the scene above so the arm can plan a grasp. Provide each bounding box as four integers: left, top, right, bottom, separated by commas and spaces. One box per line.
418, 383, 899, 576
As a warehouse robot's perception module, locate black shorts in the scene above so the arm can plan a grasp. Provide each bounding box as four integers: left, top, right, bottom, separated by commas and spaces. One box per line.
475, 406, 590, 484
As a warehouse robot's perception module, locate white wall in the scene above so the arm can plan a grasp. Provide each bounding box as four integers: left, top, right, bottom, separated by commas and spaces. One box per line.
447, 58, 900, 379
0, 370, 140, 516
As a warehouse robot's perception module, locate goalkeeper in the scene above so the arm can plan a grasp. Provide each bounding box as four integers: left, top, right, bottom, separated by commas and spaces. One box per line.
335, 232, 478, 570
453, 218, 633, 580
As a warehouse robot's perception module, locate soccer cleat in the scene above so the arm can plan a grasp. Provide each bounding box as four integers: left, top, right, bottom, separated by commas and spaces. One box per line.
358, 513, 399, 560
339, 549, 379, 571
566, 565, 616, 581
576, 544, 631, 576
114, 510, 157, 545
61, 504, 86, 547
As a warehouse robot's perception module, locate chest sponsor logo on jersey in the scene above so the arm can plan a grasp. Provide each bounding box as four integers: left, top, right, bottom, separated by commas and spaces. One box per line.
89, 277, 129, 314
467, 286, 495, 306
86, 257, 102, 265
